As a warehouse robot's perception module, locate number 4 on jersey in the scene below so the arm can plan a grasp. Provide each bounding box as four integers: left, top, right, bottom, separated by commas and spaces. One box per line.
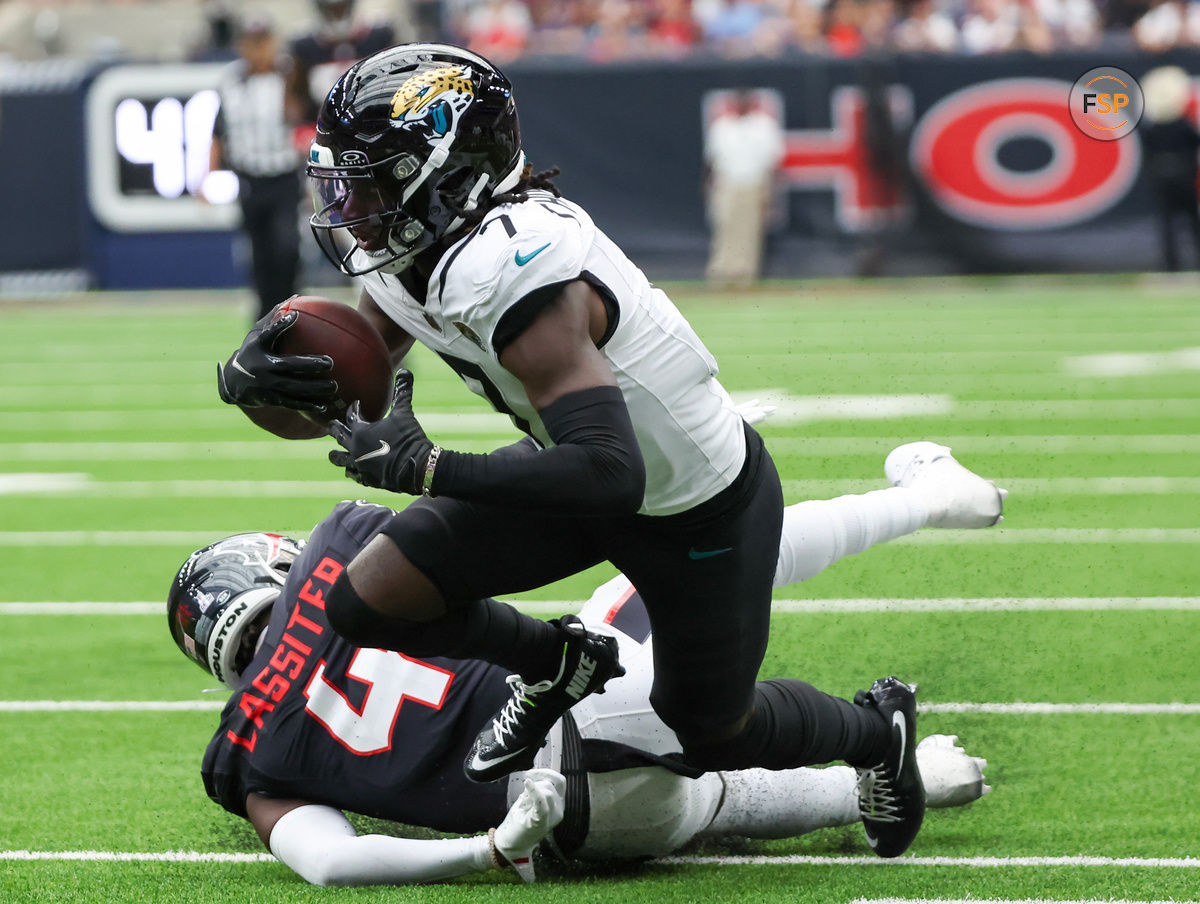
303, 648, 454, 755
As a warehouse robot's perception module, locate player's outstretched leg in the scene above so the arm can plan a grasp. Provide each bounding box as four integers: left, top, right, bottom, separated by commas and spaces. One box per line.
885, 441, 1007, 528
853, 676, 925, 858
701, 733, 989, 840
916, 734, 991, 808
465, 615, 625, 783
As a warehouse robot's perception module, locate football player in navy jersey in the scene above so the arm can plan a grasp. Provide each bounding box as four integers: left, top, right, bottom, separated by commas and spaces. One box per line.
216, 42, 1006, 859
284, 0, 396, 132
170, 494, 991, 887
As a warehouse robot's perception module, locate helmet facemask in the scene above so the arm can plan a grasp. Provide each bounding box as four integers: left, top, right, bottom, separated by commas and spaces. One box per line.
167, 533, 303, 689
309, 149, 525, 276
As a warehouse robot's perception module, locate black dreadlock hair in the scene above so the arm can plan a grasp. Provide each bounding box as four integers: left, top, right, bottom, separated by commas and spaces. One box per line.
455, 165, 563, 226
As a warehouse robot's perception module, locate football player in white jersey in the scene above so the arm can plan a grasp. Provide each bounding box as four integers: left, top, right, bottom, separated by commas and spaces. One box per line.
170, 485, 992, 886
216, 43, 1006, 860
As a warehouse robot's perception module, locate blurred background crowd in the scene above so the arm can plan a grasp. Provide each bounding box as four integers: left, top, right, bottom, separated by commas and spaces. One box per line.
2, 0, 1200, 64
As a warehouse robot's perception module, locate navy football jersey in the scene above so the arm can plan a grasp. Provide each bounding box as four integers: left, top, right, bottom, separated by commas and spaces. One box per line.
289, 24, 396, 124
202, 500, 511, 832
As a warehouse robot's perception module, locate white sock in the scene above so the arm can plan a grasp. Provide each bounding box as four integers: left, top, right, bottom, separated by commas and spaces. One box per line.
701, 765, 860, 838
774, 488, 929, 588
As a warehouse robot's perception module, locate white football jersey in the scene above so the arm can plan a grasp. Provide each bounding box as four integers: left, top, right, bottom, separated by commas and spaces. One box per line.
358, 191, 746, 516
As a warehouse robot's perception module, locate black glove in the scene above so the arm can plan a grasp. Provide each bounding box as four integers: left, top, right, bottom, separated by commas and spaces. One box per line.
328, 370, 436, 495
216, 308, 338, 414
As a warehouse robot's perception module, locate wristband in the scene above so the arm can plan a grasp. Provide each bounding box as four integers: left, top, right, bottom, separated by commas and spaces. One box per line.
422, 445, 442, 496
487, 827, 505, 870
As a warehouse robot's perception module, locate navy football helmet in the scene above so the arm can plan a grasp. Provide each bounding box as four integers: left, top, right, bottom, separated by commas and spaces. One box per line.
307, 43, 524, 276
167, 533, 303, 689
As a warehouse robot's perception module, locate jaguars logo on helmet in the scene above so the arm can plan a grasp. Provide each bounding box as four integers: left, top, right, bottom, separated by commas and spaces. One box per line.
390, 66, 475, 134
306, 43, 525, 277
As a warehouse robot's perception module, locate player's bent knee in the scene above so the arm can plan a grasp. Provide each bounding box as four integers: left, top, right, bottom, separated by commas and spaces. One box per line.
324, 572, 387, 648
676, 719, 767, 772
325, 571, 464, 657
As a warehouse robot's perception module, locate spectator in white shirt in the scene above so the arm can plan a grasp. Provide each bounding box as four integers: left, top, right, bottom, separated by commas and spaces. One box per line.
703, 91, 785, 286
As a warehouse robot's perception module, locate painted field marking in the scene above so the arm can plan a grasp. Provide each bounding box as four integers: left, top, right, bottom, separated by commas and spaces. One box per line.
8, 399, 1200, 441
0, 473, 89, 494
5, 598, 1200, 616
0, 701, 225, 712
2, 701, 1195, 714
785, 477, 1200, 496
921, 703, 1200, 714
770, 435, 1200, 454
0, 410, 518, 436
854, 898, 1198, 903
10, 474, 1200, 498
2, 345, 1175, 378
7, 433, 1200, 464
0, 850, 273, 863
2, 528, 1197, 547
900, 529, 1200, 544
0, 531, 314, 547
654, 854, 1200, 868
1065, 347, 1200, 376
2, 851, 1198, 869
730, 392, 953, 422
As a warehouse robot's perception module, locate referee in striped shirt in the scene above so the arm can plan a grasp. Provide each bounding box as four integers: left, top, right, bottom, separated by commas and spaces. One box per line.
210, 16, 303, 321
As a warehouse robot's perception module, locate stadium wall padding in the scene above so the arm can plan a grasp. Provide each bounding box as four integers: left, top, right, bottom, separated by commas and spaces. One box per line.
2, 50, 1199, 288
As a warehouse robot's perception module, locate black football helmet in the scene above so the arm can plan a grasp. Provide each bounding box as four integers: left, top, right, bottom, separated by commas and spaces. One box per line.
307, 43, 525, 276
167, 533, 303, 689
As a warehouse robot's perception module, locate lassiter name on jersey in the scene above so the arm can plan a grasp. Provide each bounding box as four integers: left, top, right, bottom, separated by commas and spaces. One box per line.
202, 501, 510, 832
358, 192, 748, 516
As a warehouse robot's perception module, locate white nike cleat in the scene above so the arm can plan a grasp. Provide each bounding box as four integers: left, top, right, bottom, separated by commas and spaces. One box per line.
885, 441, 1007, 529
917, 734, 991, 809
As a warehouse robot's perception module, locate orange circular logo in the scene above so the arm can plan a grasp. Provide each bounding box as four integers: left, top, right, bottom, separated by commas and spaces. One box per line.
1069, 67, 1143, 141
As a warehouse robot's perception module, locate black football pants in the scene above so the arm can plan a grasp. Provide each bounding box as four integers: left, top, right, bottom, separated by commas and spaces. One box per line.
380, 425, 885, 769
237, 171, 301, 320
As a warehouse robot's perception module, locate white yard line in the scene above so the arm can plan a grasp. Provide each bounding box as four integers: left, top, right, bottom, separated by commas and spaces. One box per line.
1064, 347, 1200, 376
3, 528, 1196, 546
6, 433, 1200, 463
857, 898, 1197, 903
0, 701, 225, 711
730, 393, 954, 421
2, 700, 1195, 714
899, 529, 1200, 544
8, 398, 1200, 442
783, 477, 1200, 496
5, 851, 1196, 869
0, 850, 273, 863
5, 598, 1200, 616
654, 854, 1200, 868
921, 703, 1200, 714
9, 474, 1200, 497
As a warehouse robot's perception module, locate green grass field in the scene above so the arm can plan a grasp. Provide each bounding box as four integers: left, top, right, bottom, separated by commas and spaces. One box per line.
2, 277, 1198, 903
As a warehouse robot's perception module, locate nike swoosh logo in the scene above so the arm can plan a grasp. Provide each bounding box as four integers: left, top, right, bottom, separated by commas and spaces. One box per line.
354, 440, 390, 463
468, 745, 531, 772
893, 709, 907, 770
230, 354, 254, 378
688, 546, 733, 560
514, 243, 551, 266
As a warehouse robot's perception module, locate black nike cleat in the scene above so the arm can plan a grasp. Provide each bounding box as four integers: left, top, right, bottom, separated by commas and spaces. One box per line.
853, 676, 926, 858
464, 615, 625, 783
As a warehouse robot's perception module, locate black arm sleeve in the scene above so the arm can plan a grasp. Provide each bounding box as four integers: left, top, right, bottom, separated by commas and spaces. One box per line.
430, 385, 646, 515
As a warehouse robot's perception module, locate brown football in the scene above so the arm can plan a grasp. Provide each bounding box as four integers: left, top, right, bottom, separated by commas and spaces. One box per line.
239, 296, 394, 440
